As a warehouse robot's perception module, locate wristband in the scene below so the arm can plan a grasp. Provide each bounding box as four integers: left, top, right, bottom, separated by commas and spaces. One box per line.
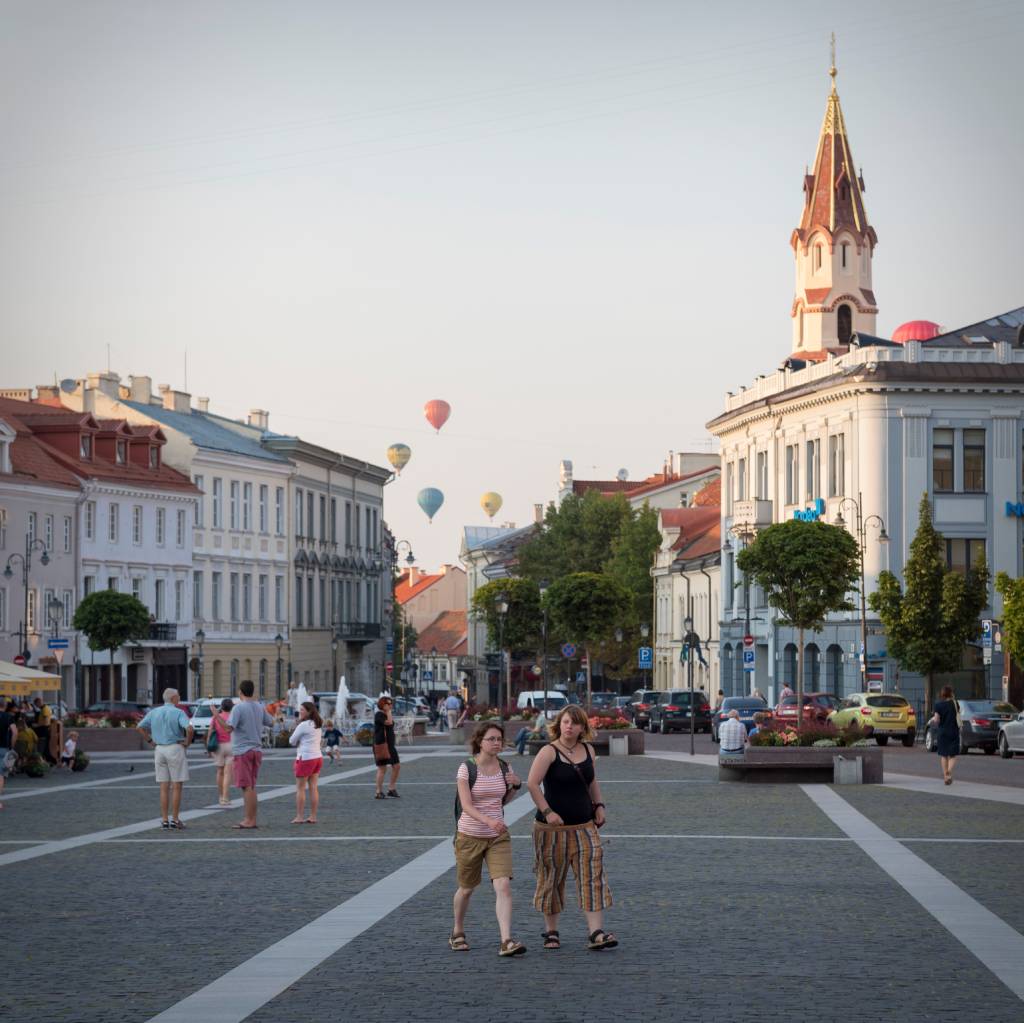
511, 782, 522, 790
540, 807, 552, 818
593, 802, 605, 810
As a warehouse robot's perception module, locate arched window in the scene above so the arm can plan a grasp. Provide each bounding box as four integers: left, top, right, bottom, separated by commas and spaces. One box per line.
721, 646, 734, 695
826, 645, 844, 694
837, 303, 853, 344
814, 244, 823, 272
804, 644, 821, 689
783, 643, 797, 685
212, 659, 223, 695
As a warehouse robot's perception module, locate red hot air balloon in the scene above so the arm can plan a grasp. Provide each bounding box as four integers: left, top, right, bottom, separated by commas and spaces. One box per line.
424, 399, 451, 433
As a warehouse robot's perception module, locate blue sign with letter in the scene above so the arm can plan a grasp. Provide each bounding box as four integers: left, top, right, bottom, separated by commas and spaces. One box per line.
742, 648, 755, 671
638, 646, 653, 669
793, 498, 826, 522
385, 639, 394, 656
1006, 501, 1024, 518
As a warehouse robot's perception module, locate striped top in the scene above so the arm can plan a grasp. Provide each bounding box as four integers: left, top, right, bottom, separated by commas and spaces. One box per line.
456, 761, 507, 837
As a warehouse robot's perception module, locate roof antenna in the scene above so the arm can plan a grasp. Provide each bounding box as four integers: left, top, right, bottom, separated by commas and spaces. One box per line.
829, 32, 837, 91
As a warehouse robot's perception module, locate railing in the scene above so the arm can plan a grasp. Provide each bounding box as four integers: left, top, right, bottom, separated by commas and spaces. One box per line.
335, 622, 381, 641
148, 622, 178, 641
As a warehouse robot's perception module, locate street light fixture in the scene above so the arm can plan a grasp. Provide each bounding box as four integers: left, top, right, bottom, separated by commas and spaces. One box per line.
330, 633, 339, 690
681, 614, 702, 757
4, 535, 50, 663
495, 593, 509, 721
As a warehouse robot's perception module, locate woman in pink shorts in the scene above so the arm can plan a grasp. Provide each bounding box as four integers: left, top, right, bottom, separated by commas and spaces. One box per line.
289, 701, 323, 824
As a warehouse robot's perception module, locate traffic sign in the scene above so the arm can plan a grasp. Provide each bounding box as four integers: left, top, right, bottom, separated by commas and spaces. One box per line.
48, 637, 69, 649
743, 635, 754, 649
386, 661, 393, 673
638, 646, 653, 669
13, 654, 25, 666
422, 670, 433, 682
742, 649, 755, 671
385, 639, 394, 656
561, 642, 577, 659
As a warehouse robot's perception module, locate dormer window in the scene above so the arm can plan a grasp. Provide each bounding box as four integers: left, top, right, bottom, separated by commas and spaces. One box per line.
149, 446, 159, 469
116, 440, 127, 464
80, 435, 92, 460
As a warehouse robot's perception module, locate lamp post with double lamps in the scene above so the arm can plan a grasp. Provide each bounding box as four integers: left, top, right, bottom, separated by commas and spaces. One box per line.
274, 633, 284, 699
834, 493, 889, 692
682, 615, 702, 757
331, 634, 339, 690
3, 535, 50, 664
495, 592, 509, 721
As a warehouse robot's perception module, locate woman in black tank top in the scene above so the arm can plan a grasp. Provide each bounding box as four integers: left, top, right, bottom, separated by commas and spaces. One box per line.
526, 705, 617, 952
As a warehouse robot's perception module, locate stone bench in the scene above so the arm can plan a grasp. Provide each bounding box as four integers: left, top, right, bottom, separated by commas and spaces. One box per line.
718, 746, 883, 784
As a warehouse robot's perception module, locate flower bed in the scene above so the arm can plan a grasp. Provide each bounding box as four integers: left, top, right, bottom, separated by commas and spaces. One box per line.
747, 721, 872, 748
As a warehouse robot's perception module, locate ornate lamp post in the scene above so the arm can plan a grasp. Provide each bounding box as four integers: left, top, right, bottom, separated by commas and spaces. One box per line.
275, 633, 284, 699
4, 535, 50, 663
495, 592, 509, 721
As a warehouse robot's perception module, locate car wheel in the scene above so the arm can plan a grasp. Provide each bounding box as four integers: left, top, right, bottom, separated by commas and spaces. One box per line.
901, 733, 915, 748
660, 719, 668, 735
924, 730, 934, 752
960, 740, 969, 756
875, 735, 889, 746
983, 745, 996, 756
999, 734, 1014, 759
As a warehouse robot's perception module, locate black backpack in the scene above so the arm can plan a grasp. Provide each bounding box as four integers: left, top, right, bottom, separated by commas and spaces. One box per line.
454, 756, 510, 826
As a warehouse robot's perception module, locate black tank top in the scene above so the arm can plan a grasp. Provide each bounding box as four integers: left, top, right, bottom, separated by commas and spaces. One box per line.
541, 743, 595, 825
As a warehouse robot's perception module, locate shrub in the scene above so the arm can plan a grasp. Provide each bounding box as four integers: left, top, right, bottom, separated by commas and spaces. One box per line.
23, 753, 50, 778
72, 750, 90, 772
749, 720, 872, 748
354, 723, 373, 746
588, 711, 631, 731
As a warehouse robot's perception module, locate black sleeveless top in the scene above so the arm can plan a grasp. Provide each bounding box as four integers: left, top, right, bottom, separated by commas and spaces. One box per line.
541, 743, 595, 825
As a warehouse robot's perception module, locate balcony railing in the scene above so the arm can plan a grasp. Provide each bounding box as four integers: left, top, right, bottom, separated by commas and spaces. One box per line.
336, 622, 381, 641
148, 622, 178, 642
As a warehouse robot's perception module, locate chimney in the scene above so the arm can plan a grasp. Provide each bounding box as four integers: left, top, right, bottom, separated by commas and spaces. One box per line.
129, 375, 152, 404
197, 397, 210, 413
88, 371, 121, 399
35, 385, 60, 402
407, 567, 420, 587
247, 409, 269, 430
534, 503, 544, 524
162, 389, 191, 414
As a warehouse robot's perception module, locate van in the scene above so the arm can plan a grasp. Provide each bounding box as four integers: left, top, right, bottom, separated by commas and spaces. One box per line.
516, 691, 569, 719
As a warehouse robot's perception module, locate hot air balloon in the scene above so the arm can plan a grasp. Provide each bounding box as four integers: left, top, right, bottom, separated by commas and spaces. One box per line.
480, 491, 503, 520
424, 399, 451, 433
417, 487, 445, 523
386, 443, 411, 475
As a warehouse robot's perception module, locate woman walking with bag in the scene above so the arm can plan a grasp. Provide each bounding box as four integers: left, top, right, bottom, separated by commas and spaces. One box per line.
290, 701, 323, 823
526, 704, 616, 953
373, 696, 401, 799
930, 685, 962, 786
450, 721, 526, 957
207, 698, 234, 805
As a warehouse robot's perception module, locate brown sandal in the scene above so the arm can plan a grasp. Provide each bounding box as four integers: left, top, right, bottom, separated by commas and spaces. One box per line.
499, 938, 527, 957
587, 929, 618, 950
449, 932, 469, 951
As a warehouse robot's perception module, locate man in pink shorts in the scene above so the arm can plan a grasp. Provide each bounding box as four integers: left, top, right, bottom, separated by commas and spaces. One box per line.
222, 679, 274, 829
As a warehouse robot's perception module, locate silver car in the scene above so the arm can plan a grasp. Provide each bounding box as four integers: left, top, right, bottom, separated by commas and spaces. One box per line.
998, 707, 1024, 758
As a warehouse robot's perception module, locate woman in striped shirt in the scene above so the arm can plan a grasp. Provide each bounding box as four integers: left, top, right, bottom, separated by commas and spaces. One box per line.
450, 721, 526, 957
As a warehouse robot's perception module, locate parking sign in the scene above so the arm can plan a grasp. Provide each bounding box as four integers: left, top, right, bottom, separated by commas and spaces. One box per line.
742, 649, 755, 672
638, 646, 653, 669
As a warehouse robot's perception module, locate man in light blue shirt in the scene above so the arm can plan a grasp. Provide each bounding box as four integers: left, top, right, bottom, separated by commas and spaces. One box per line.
137, 689, 194, 830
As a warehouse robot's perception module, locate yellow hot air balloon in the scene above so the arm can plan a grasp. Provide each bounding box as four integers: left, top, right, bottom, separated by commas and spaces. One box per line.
480, 491, 503, 520
387, 443, 411, 475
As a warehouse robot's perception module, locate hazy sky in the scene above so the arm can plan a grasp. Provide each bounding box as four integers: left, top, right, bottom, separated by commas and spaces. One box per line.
3, 0, 1022, 569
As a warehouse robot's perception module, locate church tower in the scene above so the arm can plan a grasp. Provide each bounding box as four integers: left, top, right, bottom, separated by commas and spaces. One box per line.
790, 46, 878, 353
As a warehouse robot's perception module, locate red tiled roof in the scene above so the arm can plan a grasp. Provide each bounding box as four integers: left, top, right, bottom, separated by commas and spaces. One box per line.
416, 610, 468, 657
394, 569, 443, 605
623, 465, 719, 499
674, 519, 721, 562
573, 464, 718, 499
571, 479, 641, 495
0, 411, 81, 490
691, 478, 720, 507
658, 506, 720, 549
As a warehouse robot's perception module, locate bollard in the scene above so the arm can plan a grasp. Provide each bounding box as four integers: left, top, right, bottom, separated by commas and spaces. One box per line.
833, 754, 863, 785
609, 734, 629, 757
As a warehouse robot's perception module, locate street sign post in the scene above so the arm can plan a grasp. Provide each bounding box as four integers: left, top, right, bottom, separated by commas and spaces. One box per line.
48, 637, 69, 650
742, 649, 755, 672
638, 646, 653, 670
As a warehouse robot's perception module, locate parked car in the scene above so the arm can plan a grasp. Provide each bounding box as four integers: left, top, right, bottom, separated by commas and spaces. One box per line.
612, 696, 632, 714
188, 698, 231, 739
773, 692, 842, 726
588, 692, 617, 710
827, 693, 916, 746
648, 690, 712, 734
84, 701, 147, 720
517, 691, 569, 719
711, 697, 771, 742
998, 707, 1024, 758
629, 690, 661, 730
924, 699, 1018, 756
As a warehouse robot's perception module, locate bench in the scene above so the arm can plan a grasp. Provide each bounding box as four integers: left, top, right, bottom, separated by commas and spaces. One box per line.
718, 746, 883, 783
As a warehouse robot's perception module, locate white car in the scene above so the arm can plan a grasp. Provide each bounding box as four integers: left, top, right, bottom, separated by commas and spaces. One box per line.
188, 698, 233, 739
998, 708, 1024, 758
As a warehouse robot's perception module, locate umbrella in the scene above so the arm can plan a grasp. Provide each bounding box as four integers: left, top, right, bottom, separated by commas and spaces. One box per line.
0, 660, 63, 696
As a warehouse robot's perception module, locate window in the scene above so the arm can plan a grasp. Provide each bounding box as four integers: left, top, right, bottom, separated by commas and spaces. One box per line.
259, 485, 268, 533
0, 507, 6, 550
0, 586, 9, 631
828, 434, 845, 497
814, 244, 822, 272
212, 478, 223, 528
62, 590, 73, 628
307, 493, 314, 542
132, 506, 143, 545
319, 576, 327, 628
307, 577, 314, 628
149, 446, 158, 469
27, 588, 37, 632
229, 481, 239, 529
230, 659, 239, 690
805, 439, 820, 500
211, 572, 222, 619
242, 574, 252, 622
176, 509, 186, 547
154, 579, 165, 619
364, 507, 371, 548
156, 507, 165, 546
230, 573, 239, 621
372, 508, 379, 547
80, 434, 92, 459
84, 501, 95, 541
28, 511, 36, 544
258, 574, 268, 621
193, 571, 204, 618
63, 516, 72, 553
932, 429, 954, 492
354, 503, 361, 547
330, 498, 337, 543
840, 242, 849, 270
107, 575, 118, 592
963, 429, 985, 492
295, 489, 304, 537
275, 487, 284, 535
194, 475, 205, 526
83, 576, 96, 597
41, 514, 53, 552
755, 453, 768, 499
275, 575, 284, 621
258, 659, 267, 699
131, 577, 143, 602
108, 504, 119, 543
785, 445, 799, 505
724, 464, 733, 515
175, 580, 184, 622
320, 495, 326, 542
296, 574, 304, 624
116, 439, 126, 464
946, 538, 986, 576
243, 482, 252, 531
345, 502, 352, 546
837, 304, 852, 344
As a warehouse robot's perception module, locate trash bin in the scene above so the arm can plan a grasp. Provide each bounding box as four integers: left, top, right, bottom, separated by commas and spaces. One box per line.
833, 754, 862, 785
609, 734, 629, 757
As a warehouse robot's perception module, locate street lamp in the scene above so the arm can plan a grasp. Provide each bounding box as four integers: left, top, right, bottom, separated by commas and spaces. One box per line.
539, 580, 549, 720
682, 614, 702, 757
194, 627, 205, 702
275, 633, 284, 699
495, 592, 509, 720
47, 595, 64, 638
4, 535, 50, 663
331, 633, 339, 689
640, 622, 651, 692
834, 492, 889, 692
430, 646, 438, 700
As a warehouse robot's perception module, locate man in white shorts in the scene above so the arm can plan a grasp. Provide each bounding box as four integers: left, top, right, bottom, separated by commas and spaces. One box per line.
137, 689, 194, 830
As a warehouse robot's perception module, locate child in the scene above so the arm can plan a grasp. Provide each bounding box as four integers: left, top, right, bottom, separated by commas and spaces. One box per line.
61, 730, 79, 770
322, 720, 343, 764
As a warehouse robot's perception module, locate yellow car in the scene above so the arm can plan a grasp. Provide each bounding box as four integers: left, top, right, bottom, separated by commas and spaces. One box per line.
827, 693, 917, 747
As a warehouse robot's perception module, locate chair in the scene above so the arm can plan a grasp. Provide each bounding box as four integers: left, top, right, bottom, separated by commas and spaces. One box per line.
394, 713, 415, 746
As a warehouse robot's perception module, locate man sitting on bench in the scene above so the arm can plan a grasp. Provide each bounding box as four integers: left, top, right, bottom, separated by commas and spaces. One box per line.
718, 710, 748, 756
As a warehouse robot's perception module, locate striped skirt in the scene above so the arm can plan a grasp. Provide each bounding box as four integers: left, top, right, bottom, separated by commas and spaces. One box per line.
532, 820, 612, 914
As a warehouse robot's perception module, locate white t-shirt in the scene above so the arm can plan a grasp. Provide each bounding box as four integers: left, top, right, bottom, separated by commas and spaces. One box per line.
289, 719, 323, 760
63, 738, 76, 757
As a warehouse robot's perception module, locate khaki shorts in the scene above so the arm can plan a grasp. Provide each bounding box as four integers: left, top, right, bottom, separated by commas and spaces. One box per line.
154, 743, 189, 783
211, 743, 233, 768
454, 830, 513, 889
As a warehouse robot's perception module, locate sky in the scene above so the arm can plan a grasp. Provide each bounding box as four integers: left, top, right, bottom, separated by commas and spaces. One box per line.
2, 0, 1022, 570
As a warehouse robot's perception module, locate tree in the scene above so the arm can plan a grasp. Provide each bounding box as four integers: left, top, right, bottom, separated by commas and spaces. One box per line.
391, 598, 417, 682
543, 572, 632, 706
737, 519, 860, 722
996, 572, 1024, 683
605, 502, 661, 624
870, 494, 989, 709
72, 590, 151, 707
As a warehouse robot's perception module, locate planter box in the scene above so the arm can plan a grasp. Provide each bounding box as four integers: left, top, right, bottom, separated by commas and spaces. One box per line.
718, 746, 883, 784
75, 727, 147, 753
527, 728, 644, 757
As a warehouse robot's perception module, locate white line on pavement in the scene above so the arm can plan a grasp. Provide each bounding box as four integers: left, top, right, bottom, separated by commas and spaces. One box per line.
642, 750, 722, 768
1, 761, 220, 800
803, 784, 1024, 1002
145, 792, 538, 1023
884, 772, 1024, 806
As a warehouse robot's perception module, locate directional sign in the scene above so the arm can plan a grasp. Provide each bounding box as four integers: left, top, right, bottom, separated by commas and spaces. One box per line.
638, 646, 653, 669
47, 637, 69, 649
560, 642, 577, 659
742, 649, 755, 672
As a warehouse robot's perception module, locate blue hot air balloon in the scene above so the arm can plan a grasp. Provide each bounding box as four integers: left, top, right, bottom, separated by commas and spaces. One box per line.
417, 487, 445, 523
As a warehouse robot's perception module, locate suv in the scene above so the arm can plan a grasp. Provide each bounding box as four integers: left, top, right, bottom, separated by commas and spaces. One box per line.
711, 697, 771, 742
648, 690, 712, 734
773, 692, 842, 726
828, 693, 916, 746
629, 690, 660, 730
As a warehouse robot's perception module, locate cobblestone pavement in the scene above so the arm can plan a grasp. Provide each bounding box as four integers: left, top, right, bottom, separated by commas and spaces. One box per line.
3, 746, 1022, 1022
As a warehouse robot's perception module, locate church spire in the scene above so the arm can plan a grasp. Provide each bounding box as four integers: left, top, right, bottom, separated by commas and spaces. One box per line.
790, 39, 878, 353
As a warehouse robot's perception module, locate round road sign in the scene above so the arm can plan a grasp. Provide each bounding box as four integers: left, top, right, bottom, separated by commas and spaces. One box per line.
560, 642, 577, 659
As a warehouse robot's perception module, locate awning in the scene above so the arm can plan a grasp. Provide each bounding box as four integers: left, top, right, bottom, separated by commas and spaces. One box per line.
0, 660, 63, 696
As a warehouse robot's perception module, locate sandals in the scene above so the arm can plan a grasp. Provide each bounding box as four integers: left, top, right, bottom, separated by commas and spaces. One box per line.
386, 789, 401, 798
541, 930, 560, 950
499, 938, 527, 957
449, 932, 470, 952
587, 929, 618, 950
374, 792, 386, 800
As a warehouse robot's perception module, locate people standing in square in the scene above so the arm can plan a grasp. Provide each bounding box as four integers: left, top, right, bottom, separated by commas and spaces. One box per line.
136, 689, 194, 830
290, 701, 323, 823
222, 680, 274, 829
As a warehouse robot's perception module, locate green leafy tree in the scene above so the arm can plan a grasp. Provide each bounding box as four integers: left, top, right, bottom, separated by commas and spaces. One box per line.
737, 519, 860, 720
543, 572, 631, 705
870, 494, 989, 709
605, 502, 661, 624
470, 578, 542, 652
72, 590, 151, 707
391, 597, 417, 684
996, 572, 1024, 679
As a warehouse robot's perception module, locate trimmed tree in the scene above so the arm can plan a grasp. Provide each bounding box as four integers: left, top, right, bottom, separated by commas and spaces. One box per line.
72, 590, 151, 708
736, 519, 860, 723
870, 494, 989, 710
543, 572, 632, 708
995, 572, 1024, 676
